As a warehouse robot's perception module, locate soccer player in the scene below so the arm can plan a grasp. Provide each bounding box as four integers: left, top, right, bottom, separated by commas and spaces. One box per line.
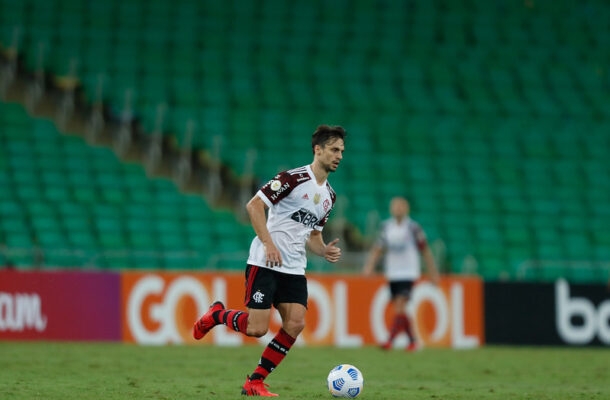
362, 196, 439, 351
193, 125, 346, 397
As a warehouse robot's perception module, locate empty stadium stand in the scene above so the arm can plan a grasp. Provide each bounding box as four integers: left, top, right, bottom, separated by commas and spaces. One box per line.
0, 101, 253, 270
1, 0, 609, 281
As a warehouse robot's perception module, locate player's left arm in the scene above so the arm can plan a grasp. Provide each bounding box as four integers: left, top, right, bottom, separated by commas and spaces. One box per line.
421, 245, 440, 284
308, 230, 341, 263
414, 224, 440, 284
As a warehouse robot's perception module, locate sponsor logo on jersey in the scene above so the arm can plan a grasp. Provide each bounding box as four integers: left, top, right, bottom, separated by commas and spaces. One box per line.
291, 208, 320, 228
270, 182, 290, 201
313, 193, 321, 204
302, 193, 309, 200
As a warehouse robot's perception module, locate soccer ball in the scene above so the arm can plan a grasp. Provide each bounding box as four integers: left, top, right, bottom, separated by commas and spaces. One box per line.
327, 364, 364, 398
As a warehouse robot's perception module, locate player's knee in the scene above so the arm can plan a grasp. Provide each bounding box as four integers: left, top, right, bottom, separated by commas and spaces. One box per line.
246, 326, 268, 338
283, 319, 305, 337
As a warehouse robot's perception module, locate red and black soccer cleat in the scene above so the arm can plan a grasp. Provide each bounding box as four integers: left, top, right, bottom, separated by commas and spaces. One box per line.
241, 376, 279, 397
192, 301, 225, 340
406, 342, 420, 352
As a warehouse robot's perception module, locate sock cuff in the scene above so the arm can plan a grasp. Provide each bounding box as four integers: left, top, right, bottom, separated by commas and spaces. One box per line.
277, 328, 296, 347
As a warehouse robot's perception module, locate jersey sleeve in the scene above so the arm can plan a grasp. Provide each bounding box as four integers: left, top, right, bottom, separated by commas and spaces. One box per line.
258, 170, 295, 206
314, 209, 332, 231
411, 222, 428, 251
313, 182, 337, 231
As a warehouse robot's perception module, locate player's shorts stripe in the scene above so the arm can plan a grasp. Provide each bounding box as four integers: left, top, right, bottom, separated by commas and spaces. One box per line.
244, 265, 259, 306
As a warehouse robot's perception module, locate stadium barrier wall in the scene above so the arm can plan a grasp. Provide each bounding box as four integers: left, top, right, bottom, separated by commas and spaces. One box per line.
120, 272, 483, 348
0, 270, 121, 341
485, 279, 610, 347
0, 270, 484, 348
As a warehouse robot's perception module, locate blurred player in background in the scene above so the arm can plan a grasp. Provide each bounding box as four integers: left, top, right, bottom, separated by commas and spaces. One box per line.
193, 125, 346, 397
362, 196, 439, 351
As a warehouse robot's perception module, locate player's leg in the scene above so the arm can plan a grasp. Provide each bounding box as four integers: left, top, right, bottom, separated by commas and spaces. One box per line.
193, 265, 274, 339
383, 293, 408, 348
244, 308, 271, 337
404, 303, 419, 352
382, 281, 400, 348
383, 280, 415, 349
397, 282, 418, 351
248, 302, 303, 382
242, 312, 286, 397
392, 294, 414, 342
243, 272, 306, 396
277, 301, 306, 337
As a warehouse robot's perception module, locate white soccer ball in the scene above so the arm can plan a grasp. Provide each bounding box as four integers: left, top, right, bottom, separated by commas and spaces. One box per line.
327, 364, 364, 398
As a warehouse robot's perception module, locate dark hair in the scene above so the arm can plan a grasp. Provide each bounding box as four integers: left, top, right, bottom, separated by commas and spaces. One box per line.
311, 125, 347, 154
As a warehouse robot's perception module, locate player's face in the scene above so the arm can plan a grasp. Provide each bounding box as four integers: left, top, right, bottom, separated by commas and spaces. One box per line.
316, 138, 344, 173
390, 197, 409, 218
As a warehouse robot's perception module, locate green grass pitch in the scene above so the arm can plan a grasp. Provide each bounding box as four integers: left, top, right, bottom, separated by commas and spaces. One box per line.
1, 342, 608, 399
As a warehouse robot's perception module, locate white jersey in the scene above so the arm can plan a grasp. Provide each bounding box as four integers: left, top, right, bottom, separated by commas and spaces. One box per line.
247, 164, 336, 275
376, 218, 428, 281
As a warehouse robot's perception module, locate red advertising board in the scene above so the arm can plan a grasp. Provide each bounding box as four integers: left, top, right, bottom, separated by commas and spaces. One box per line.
0, 269, 483, 347
0, 270, 121, 341
120, 272, 484, 348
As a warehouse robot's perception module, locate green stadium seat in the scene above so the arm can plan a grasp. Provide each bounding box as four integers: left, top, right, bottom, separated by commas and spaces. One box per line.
0, 100, 256, 270
2, 0, 609, 281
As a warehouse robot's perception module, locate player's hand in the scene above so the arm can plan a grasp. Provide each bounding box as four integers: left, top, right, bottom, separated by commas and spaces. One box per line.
264, 242, 282, 267
324, 238, 342, 263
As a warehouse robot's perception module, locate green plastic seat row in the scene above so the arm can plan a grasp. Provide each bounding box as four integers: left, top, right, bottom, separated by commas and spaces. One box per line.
0, 101, 256, 270
3, 0, 610, 280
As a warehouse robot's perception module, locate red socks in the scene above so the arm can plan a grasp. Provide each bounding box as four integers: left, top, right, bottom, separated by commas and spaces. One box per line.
250, 328, 296, 381
213, 309, 249, 333
387, 313, 416, 345
387, 314, 403, 343
211, 311, 297, 381
402, 314, 415, 343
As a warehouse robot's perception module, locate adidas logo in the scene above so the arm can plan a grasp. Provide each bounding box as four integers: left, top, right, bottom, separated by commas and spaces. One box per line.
302, 193, 309, 200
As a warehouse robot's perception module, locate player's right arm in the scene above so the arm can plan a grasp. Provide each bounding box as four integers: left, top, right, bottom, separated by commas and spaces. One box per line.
362, 244, 384, 276
363, 223, 386, 276
246, 195, 282, 267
